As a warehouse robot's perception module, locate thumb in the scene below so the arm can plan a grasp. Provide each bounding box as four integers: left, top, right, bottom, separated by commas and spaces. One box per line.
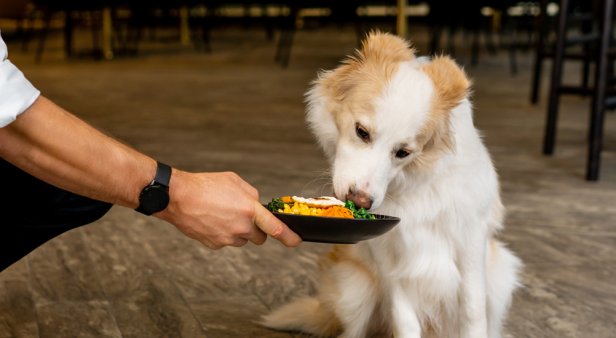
253, 202, 302, 247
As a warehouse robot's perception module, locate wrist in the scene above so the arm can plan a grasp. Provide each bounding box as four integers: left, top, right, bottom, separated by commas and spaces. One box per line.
154, 168, 184, 221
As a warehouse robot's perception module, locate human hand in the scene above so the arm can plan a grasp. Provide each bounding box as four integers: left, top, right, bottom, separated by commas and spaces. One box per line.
156, 170, 302, 249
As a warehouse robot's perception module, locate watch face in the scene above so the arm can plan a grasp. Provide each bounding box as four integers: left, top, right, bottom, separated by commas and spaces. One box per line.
140, 185, 169, 215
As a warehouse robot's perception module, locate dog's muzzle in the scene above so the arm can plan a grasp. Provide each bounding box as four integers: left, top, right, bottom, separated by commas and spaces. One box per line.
345, 189, 373, 210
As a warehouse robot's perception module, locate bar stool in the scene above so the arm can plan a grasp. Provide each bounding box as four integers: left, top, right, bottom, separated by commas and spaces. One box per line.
542, 0, 615, 181
530, 0, 595, 104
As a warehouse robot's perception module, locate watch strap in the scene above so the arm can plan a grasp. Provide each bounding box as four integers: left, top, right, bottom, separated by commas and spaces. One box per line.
153, 161, 171, 188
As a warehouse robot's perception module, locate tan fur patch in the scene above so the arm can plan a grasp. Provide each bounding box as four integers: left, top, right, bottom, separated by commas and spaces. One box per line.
316, 31, 416, 124
422, 56, 471, 113
320, 245, 378, 286
413, 56, 471, 169
320, 244, 355, 269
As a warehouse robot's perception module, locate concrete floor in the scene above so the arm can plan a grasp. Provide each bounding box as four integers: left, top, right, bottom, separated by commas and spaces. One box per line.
1, 25, 615, 338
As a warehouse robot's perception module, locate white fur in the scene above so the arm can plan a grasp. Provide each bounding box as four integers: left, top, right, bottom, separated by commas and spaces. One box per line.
264, 51, 521, 338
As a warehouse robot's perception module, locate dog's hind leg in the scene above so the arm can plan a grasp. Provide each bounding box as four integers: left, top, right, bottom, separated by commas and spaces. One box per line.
261, 256, 380, 338
486, 240, 522, 338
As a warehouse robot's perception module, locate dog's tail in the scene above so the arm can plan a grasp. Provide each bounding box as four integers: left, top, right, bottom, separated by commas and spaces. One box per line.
261, 297, 340, 337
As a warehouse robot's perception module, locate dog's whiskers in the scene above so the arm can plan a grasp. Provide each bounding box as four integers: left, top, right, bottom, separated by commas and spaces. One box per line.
316, 182, 334, 196
300, 170, 333, 197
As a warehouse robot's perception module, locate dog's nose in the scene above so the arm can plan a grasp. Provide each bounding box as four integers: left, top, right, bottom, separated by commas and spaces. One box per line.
345, 190, 373, 210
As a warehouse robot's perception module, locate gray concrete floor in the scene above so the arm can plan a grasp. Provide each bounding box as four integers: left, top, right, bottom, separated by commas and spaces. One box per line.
1, 25, 615, 338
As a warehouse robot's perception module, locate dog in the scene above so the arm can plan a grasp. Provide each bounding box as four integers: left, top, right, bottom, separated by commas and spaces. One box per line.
262, 32, 521, 338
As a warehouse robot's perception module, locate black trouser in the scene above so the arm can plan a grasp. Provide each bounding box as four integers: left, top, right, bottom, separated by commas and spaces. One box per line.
0, 159, 112, 271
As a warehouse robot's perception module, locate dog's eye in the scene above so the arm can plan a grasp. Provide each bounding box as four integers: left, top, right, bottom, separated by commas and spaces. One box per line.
395, 149, 411, 159
355, 124, 370, 143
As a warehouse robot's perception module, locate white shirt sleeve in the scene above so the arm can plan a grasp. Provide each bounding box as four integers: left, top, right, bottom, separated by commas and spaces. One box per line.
0, 31, 41, 128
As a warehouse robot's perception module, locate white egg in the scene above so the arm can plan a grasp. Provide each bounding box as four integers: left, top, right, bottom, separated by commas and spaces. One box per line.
291, 196, 345, 208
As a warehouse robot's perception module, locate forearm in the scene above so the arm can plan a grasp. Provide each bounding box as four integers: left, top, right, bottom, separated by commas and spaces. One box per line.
0, 96, 301, 248
0, 96, 155, 208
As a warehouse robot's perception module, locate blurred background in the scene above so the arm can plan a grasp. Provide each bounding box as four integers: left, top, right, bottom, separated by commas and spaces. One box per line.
1, 1, 615, 337
0, 1, 553, 67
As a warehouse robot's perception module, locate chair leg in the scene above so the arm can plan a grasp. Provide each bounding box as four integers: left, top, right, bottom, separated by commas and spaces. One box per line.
263, 5, 274, 41
531, 0, 550, 104
197, 5, 216, 53
447, 26, 456, 57
63, 9, 73, 58
275, 28, 295, 68
581, 19, 593, 89
543, 0, 570, 155
530, 43, 544, 103
582, 47, 592, 88
508, 22, 519, 75
35, 10, 52, 63
91, 10, 102, 59
471, 28, 480, 66
428, 25, 442, 55
21, 13, 35, 53
275, 4, 297, 68
586, 0, 614, 181
509, 40, 518, 75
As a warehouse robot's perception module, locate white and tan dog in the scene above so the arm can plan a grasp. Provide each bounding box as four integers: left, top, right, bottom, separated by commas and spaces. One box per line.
263, 32, 521, 338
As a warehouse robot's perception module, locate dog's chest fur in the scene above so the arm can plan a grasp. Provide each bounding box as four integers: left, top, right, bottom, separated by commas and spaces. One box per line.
355, 171, 487, 326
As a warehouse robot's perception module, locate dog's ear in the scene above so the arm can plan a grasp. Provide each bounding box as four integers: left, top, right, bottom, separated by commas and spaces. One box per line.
415, 57, 470, 158
358, 31, 416, 65
305, 75, 341, 161
318, 63, 358, 103
320, 31, 416, 102
421, 56, 471, 112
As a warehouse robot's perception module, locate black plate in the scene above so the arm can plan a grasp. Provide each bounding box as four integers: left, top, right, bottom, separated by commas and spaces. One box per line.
271, 211, 400, 244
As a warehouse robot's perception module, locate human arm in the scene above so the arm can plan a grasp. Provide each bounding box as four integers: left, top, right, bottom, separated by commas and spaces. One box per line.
0, 96, 301, 248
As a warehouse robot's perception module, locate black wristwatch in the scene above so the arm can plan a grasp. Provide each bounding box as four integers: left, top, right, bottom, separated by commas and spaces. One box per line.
136, 161, 171, 215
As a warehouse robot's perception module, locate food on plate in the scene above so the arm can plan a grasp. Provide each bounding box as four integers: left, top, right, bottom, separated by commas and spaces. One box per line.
267, 196, 376, 220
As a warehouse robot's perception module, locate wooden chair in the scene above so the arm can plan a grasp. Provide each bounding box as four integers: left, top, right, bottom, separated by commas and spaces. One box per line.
529, 0, 595, 104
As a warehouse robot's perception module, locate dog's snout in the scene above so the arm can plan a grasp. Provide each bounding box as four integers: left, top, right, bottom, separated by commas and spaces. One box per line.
345, 190, 373, 210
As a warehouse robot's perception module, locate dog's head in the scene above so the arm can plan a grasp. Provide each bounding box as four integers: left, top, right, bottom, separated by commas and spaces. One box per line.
306, 32, 470, 210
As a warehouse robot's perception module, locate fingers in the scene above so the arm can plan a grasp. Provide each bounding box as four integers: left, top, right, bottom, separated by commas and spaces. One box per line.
246, 228, 267, 245
253, 202, 302, 247
200, 236, 250, 249
230, 238, 249, 247
169, 171, 298, 250
199, 238, 222, 250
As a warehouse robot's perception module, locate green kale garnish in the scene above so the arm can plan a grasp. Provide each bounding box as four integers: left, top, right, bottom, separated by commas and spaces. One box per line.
267, 198, 285, 212
345, 200, 376, 220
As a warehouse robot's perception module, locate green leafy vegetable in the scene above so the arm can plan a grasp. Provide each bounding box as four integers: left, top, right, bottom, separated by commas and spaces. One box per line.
345, 200, 376, 220
267, 198, 285, 212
